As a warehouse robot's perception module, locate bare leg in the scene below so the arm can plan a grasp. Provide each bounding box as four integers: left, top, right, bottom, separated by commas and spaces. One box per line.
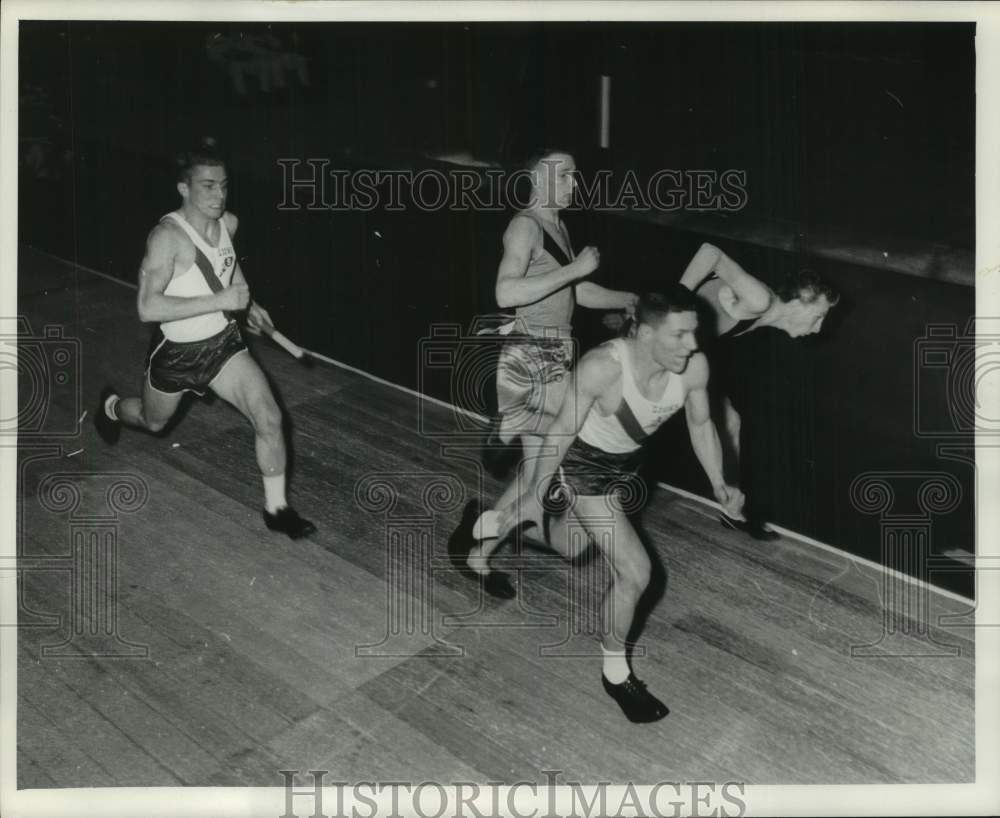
574, 493, 668, 722
472, 367, 571, 558
541, 507, 593, 561
573, 495, 651, 656
208, 350, 286, 479
116, 378, 184, 433
469, 429, 548, 571
208, 350, 314, 537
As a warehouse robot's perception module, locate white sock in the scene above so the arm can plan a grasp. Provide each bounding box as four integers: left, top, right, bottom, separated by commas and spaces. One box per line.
263, 473, 287, 514
104, 394, 120, 421
601, 645, 630, 684
472, 510, 499, 540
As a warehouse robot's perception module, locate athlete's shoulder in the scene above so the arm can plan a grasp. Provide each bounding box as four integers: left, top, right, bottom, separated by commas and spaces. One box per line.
147, 217, 186, 253
222, 211, 239, 235
577, 342, 623, 393
505, 212, 541, 239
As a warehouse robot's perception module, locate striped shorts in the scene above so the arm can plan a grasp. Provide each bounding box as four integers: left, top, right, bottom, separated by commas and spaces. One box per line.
495, 335, 574, 433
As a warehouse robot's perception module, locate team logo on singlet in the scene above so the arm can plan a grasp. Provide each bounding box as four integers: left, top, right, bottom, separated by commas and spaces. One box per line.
651, 402, 682, 421
220, 246, 235, 270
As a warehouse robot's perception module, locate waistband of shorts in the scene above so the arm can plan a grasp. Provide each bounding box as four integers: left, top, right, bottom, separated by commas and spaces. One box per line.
567, 436, 643, 464
502, 332, 574, 348
159, 319, 238, 347
491, 318, 573, 339
522, 324, 573, 339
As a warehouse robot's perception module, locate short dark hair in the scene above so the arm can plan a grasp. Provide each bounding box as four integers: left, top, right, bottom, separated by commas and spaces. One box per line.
523, 147, 575, 172
508, 148, 576, 209
635, 285, 701, 327
174, 136, 225, 184
775, 269, 840, 306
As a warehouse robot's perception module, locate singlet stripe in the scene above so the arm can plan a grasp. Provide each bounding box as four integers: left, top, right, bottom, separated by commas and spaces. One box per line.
614, 399, 650, 445
542, 229, 571, 266
193, 246, 222, 291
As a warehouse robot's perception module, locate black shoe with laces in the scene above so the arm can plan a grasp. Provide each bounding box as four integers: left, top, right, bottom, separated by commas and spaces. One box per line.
94, 386, 122, 444
448, 499, 516, 599
264, 506, 316, 539
602, 673, 670, 723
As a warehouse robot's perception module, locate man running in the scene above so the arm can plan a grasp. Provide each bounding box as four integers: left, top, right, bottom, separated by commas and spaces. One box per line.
451, 148, 636, 597
491, 285, 744, 722
680, 242, 839, 539
94, 137, 315, 539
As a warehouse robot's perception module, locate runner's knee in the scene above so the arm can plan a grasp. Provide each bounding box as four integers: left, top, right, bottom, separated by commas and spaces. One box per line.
143, 413, 169, 434
616, 550, 651, 597
250, 397, 283, 438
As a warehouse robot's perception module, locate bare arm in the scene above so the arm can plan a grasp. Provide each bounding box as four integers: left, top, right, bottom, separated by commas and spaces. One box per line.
225, 213, 254, 294
226, 213, 247, 289
234, 259, 272, 333
679, 242, 772, 316
136, 225, 248, 323
575, 282, 638, 312
224, 213, 272, 333
495, 216, 591, 308
683, 353, 745, 517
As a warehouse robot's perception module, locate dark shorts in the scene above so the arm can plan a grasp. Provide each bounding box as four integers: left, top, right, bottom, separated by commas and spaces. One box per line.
146, 321, 248, 396
548, 437, 646, 511
495, 335, 574, 432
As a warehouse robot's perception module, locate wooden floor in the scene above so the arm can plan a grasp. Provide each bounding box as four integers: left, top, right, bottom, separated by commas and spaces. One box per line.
15, 245, 974, 787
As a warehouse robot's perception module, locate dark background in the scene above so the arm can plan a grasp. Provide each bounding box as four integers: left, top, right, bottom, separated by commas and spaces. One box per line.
19, 21, 975, 595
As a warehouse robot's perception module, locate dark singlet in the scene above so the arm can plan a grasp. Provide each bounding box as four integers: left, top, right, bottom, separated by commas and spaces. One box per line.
721, 317, 759, 339
698, 272, 758, 339
541, 226, 571, 267
512, 212, 576, 336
